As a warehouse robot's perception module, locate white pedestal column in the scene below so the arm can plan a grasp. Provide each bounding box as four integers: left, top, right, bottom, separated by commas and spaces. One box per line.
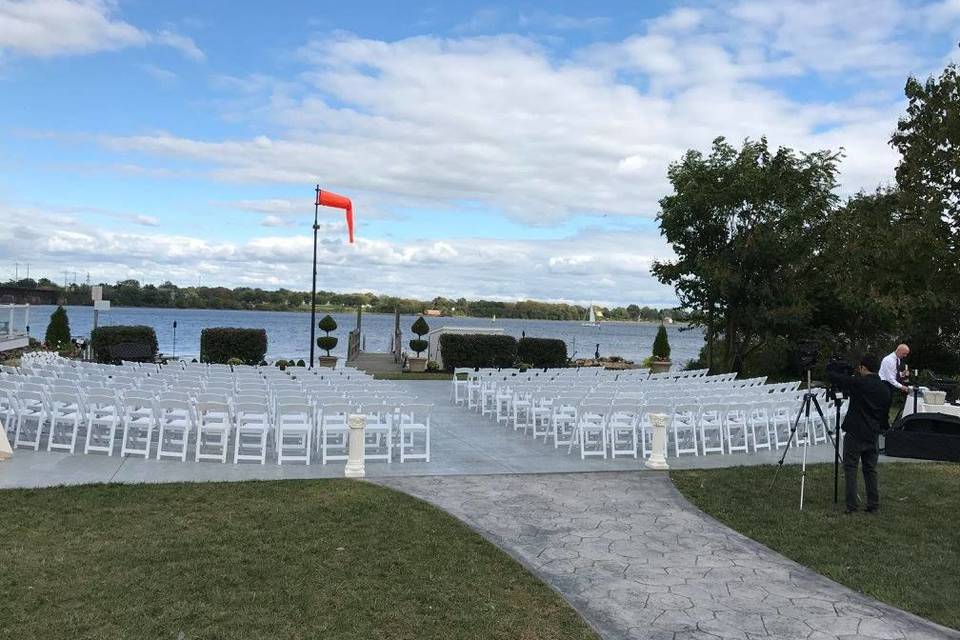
344, 414, 366, 478
0, 421, 12, 461
644, 413, 669, 470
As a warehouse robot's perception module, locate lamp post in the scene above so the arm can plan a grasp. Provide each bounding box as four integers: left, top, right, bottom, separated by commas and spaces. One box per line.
309, 184, 321, 369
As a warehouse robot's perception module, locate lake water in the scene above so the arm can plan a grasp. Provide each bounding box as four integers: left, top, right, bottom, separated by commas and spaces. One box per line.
25, 306, 705, 366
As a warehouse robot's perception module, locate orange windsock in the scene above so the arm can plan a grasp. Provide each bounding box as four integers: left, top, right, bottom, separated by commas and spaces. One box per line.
316, 188, 355, 243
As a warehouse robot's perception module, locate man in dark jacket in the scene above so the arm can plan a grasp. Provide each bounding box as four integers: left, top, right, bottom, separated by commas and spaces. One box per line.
827, 354, 892, 513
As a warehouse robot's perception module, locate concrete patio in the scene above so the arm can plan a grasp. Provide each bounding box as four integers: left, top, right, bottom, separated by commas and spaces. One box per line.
0, 380, 842, 489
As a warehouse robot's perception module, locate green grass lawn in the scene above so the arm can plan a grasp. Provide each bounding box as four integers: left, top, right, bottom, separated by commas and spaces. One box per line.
672, 462, 960, 630
0, 480, 598, 640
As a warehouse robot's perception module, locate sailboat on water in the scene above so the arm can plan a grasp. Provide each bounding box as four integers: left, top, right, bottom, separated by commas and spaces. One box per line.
581, 304, 601, 328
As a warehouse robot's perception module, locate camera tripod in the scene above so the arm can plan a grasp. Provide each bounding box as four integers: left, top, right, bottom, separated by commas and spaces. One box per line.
770, 370, 842, 510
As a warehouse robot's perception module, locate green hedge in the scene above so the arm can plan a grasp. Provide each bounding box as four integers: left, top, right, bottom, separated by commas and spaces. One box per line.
517, 337, 567, 368
90, 325, 158, 364
439, 334, 517, 371
200, 328, 268, 365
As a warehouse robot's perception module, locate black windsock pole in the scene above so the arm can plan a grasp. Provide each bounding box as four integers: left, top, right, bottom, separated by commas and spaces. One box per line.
309, 185, 321, 369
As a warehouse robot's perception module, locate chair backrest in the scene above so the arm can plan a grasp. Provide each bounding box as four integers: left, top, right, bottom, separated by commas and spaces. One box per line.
398, 403, 432, 423
196, 401, 232, 426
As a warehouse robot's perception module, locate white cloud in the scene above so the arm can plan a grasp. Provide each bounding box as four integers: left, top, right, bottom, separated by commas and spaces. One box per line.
155, 28, 204, 61
133, 214, 159, 227
0, 0, 203, 59
92, 17, 917, 224
139, 63, 177, 85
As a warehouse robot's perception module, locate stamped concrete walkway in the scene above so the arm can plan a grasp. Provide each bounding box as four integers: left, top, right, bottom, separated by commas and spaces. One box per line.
377, 472, 958, 640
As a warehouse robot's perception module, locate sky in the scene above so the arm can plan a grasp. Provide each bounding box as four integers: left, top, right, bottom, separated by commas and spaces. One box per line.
1, 0, 958, 307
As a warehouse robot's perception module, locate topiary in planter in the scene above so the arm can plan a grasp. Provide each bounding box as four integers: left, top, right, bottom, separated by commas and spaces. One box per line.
317, 315, 338, 356
409, 316, 429, 357
652, 324, 671, 361
297, 359, 306, 367
45, 306, 71, 351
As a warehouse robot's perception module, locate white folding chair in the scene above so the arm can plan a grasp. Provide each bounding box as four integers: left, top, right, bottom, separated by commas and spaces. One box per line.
698, 402, 726, 455
120, 393, 157, 458
157, 398, 195, 461
195, 401, 232, 463
318, 402, 352, 464
234, 401, 271, 464
608, 402, 639, 459
724, 403, 750, 454
84, 391, 120, 456
398, 403, 431, 462
47, 391, 84, 453
13, 390, 48, 451
671, 403, 700, 457
277, 402, 312, 465
361, 403, 394, 463
572, 400, 609, 459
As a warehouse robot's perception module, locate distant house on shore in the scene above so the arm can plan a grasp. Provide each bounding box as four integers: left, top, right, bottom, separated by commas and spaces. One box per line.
663, 316, 674, 324
423, 309, 442, 317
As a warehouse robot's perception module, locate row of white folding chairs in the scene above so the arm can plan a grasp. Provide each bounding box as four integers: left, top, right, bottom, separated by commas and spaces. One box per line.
276, 401, 432, 465
4, 385, 432, 466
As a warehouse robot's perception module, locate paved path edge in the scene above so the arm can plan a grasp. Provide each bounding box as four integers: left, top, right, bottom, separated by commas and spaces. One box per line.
372, 472, 960, 640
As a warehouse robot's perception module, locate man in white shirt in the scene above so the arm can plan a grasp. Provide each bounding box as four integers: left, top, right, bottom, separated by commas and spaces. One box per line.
879, 344, 910, 392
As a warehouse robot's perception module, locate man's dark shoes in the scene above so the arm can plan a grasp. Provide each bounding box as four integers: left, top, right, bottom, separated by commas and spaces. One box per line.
865, 506, 880, 514
844, 507, 858, 514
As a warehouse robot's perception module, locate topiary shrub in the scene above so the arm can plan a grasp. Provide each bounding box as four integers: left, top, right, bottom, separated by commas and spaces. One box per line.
275, 359, 288, 369
517, 337, 567, 368
296, 359, 306, 367
317, 315, 338, 356
439, 334, 518, 372
45, 306, 71, 351
91, 325, 159, 364
200, 327, 267, 365
409, 316, 429, 357
652, 324, 671, 361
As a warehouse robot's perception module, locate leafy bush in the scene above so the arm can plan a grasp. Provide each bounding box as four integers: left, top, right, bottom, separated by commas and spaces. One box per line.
275, 359, 288, 368
409, 316, 430, 357
226, 357, 244, 366
426, 360, 440, 372
200, 328, 267, 365
439, 334, 518, 372
91, 325, 159, 364
317, 315, 338, 356
45, 306, 71, 350
296, 359, 306, 367
517, 337, 567, 368
652, 324, 671, 361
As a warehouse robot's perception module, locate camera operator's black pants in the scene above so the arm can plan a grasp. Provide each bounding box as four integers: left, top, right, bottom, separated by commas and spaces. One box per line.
843, 436, 879, 510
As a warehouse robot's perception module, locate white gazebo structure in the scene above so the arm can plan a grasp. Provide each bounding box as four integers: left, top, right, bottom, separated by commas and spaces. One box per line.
0, 304, 30, 353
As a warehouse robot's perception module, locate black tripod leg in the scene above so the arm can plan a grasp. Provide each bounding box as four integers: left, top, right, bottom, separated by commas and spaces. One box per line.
770, 395, 807, 489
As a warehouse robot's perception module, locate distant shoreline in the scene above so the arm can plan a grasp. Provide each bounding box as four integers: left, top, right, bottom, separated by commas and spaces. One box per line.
40, 303, 690, 326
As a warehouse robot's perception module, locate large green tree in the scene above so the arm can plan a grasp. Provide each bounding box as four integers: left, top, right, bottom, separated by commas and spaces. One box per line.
888, 64, 960, 370
652, 137, 840, 371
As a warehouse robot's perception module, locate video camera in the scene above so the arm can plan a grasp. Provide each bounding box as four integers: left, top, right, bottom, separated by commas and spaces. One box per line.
824, 355, 853, 402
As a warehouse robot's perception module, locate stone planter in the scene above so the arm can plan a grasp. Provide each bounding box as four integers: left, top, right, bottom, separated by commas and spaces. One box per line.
317, 355, 338, 368
649, 359, 671, 374
408, 356, 428, 373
